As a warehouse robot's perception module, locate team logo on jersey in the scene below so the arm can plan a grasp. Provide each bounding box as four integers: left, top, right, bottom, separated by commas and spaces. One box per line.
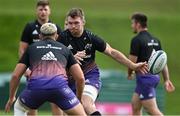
32, 30, 38, 35
67, 44, 73, 49
41, 51, 57, 61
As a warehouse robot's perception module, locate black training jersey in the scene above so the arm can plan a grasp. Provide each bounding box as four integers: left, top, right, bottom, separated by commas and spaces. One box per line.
21, 20, 61, 45
57, 29, 106, 73
19, 38, 77, 79
130, 31, 162, 63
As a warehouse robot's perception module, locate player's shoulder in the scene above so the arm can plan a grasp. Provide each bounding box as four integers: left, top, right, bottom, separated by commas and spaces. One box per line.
26, 20, 37, 26
84, 29, 96, 37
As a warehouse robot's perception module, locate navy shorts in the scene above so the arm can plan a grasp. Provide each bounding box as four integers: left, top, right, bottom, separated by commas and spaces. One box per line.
135, 74, 160, 100
19, 85, 79, 110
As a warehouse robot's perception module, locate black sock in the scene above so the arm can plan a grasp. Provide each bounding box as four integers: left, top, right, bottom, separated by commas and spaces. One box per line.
90, 111, 101, 116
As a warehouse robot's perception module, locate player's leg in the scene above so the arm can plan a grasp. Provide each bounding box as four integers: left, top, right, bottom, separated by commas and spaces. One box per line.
14, 98, 28, 116
27, 109, 37, 116
131, 92, 142, 115
16, 89, 50, 116
141, 98, 163, 115
81, 85, 101, 115
64, 102, 86, 115
50, 103, 63, 116
136, 74, 161, 115
52, 85, 86, 115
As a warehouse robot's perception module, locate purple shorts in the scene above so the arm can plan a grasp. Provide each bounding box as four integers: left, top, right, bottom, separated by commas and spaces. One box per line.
68, 67, 101, 93
19, 85, 79, 110
135, 74, 160, 100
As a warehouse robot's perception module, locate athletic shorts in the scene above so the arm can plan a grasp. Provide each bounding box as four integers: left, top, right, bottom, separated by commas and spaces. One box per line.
19, 85, 79, 110
135, 74, 160, 100
68, 67, 101, 101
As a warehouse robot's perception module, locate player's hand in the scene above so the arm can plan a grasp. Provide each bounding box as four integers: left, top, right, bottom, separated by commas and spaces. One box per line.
164, 80, 175, 92
24, 68, 31, 78
127, 71, 135, 80
74, 50, 86, 65
134, 62, 148, 74
5, 97, 16, 113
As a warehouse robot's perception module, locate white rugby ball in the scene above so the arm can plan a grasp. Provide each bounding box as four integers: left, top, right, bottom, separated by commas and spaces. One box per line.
148, 50, 167, 74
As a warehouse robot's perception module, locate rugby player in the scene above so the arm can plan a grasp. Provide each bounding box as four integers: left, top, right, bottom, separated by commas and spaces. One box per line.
58, 8, 148, 115
128, 12, 175, 115
18, 0, 62, 115
5, 23, 86, 116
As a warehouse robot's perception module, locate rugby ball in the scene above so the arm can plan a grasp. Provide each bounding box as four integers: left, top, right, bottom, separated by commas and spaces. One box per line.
148, 50, 167, 74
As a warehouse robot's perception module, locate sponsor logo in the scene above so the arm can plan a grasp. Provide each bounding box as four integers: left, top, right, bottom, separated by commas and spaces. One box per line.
33, 39, 40, 43
148, 40, 159, 46
37, 44, 62, 50
41, 51, 57, 61
85, 44, 92, 51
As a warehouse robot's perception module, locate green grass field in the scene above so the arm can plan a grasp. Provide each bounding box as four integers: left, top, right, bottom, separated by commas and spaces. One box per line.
0, 0, 180, 115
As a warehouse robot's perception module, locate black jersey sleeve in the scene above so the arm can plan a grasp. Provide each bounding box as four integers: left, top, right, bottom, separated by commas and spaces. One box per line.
130, 37, 141, 56
157, 39, 162, 50
66, 49, 77, 69
18, 48, 30, 67
92, 35, 106, 52
21, 23, 32, 44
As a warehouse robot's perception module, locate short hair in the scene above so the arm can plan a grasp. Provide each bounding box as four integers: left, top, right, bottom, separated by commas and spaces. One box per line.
40, 23, 57, 36
131, 13, 148, 28
36, 0, 49, 7
66, 8, 85, 22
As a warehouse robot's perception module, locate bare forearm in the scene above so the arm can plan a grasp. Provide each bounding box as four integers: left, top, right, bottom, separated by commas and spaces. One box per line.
9, 76, 20, 100
76, 78, 85, 100
162, 65, 170, 82
110, 49, 135, 69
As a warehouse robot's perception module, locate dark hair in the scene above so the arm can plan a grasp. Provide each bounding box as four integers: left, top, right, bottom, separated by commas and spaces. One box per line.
131, 13, 147, 28
66, 8, 85, 21
36, 0, 49, 7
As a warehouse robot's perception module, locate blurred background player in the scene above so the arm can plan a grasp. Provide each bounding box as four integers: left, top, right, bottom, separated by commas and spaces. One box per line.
18, 0, 62, 115
58, 8, 148, 115
5, 23, 86, 116
127, 13, 175, 115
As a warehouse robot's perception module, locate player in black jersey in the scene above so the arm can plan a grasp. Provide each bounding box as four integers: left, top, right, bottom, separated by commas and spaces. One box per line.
18, 0, 62, 115
57, 8, 148, 115
128, 13, 175, 115
5, 23, 86, 116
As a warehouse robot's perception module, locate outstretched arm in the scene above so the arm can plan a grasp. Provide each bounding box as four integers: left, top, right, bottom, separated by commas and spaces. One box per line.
103, 43, 147, 74
127, 55, 138, 80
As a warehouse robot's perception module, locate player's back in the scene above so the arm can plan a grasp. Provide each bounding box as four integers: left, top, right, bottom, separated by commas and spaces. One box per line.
24, 38, 75, 89
131, 31, 162, 63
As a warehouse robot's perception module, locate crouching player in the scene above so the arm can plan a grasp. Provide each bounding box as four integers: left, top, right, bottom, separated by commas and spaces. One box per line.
5, 23, 86, 116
